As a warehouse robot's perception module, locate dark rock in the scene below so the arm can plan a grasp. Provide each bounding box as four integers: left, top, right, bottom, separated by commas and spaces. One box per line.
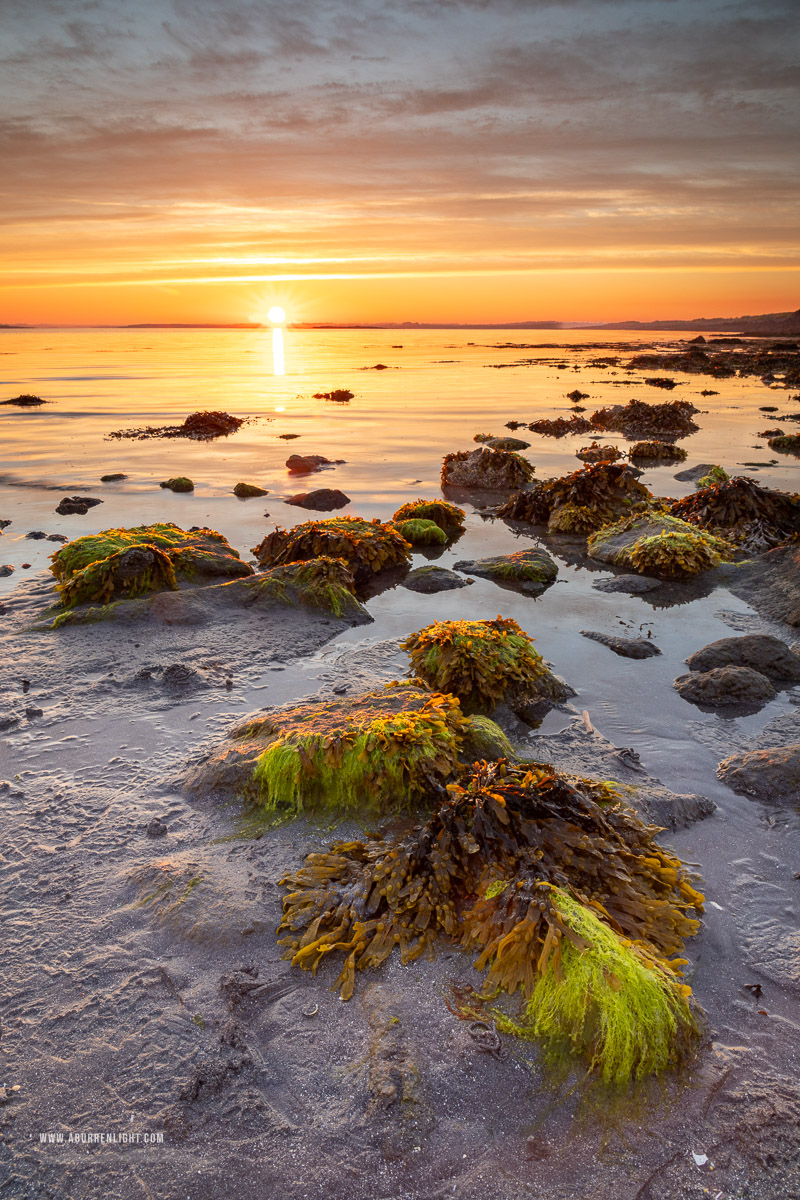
0, 393, 45, 406
728, 544, 800, 626
592, 574, 661, 595
686, 635, 800, 682
453, 548, 557, 595
402, 566, 472, 594
110, 410, 243, 441
644, 377, 677, 389
718, 744, 800, 804
55, 496, 103, 515
233, 482, 269, 498
285, 489, 350, 511
26, 531, 47, 540
580, 630, 662, 659
160, 477, 194, 493
101, 473, 127, 482
673, 463, 718, 482
25, 706, 43, 718
675, 666, 777, 707
286, 454, 332, 473
689, 335, 706, 344
0, 520, 10, 529
486, 436, 531, 450
312, 389, 353, 402
47, 534, 68, 542
146, 819, 168, 837
0, 566, 14, 577
566, 389, 589, 401
277, 433, 300, 439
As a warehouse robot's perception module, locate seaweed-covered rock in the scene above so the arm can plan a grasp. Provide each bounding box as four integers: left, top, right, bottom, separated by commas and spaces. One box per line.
110, 410, 243, 441
402, 616, 571, 713
278, 759, 703, 1082
685, 635, 800, 682
485, 436, 531, 450
629, 441, 688, 462
312, 389, 353, 402
588, 513, 733, 578
441, 445, 534, 491
528, 415, 593, 437
590, 399, 699, 439
576, 443, 622, 463
391, 498, 465, 537
498, 461, 651, 533
668, 476, 800, 552
392, 518, 447, 546
768, 433, 800, 455
184, 687, 471, 815
241, 557, 369, 621
252, 517, 411, 581
100, 473, 127, 483
452, 548, 557, 595
580, 631, 661, 659
694, 466, 729, 489
285, 488, 350, 512
644, 377, 677, 389
55, 496, 103, 516
160, 477, 194, 493
402, 566, 471, 594
674, 666, 776, 707
233, 482, 269, 498
0, 393, 45, 406
717, 744, 800, 804
50, 523, 253, 608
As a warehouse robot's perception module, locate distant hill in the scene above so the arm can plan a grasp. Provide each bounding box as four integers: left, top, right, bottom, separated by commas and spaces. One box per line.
590, 308, 800, 335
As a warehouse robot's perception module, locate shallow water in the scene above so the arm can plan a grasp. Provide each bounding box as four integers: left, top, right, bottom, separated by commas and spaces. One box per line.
1, 327, 799, 1199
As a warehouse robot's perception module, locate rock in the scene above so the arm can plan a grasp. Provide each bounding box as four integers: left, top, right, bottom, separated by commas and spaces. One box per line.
160, 477, 194, 493
580, 631, 661, 659
590, 398, 698, 438
312, 389, 353, 402
685, 635, 800, 682
285, 488, 350, 511
55, 496, 103, 515
674, 666, 777, 707
441, 445, 534, 491
110, 410, 243, 441
286, 454, 333, 473
161, 663, 201, 692
233, 482, 269, 498
47, 534, 68, 543
0, 565, 14, 577
566, 389, 589, 401
100, 473, 127, 482
26, 531, 47, 540
402, 566, 471, 594
0, 393, 45, 406
453, 548, 558, 595
277, 432, 300, 439
689, 335, 706, 344
718, 744, 800, 804
644, 377, 677, 389
146, 819, 168, 837
729, 544, 800, 626
592, 574, 661, 594
486, 436, 531, 450
0, 520, 10, 529
25, 706, 43, 718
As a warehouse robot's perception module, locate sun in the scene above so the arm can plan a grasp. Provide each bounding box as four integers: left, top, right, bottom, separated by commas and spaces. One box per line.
267, 305, 286, 325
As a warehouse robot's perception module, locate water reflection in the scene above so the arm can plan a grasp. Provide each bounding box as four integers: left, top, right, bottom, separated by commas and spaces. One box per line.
272, 326, 285, 375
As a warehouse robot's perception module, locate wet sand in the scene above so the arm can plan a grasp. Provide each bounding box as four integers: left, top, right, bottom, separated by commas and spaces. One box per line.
1, 330, 799, 1198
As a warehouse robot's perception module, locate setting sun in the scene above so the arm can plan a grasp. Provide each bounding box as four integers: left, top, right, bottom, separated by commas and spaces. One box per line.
267, 305, 286, 325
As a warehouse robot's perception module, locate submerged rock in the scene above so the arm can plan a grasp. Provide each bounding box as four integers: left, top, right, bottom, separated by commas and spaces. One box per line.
233, 482, 268, 498
580, 631, 662, 659
485, 436, 531, 450
100, 473, 127, 482
592, 574, 661, 595
285, 488, 350, 512
286, 454, 335, 473
402, 566, 471, 593
718, 744, 800, 804
312, 389, 353, 402
685, 634, 800, 682
160, 477, 194, 493
453, 548, 558, 595
674, 666, 777, 707
441, 445, 534, 491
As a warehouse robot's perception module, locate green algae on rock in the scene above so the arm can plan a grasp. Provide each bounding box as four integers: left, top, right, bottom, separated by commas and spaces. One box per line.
252, 516, 412, 581
242, 557, 368, 620
278, 759, 703, 1080
391, 498, 466, 537
50, 523, 253, 608
452, 548, 558, 594
402, 616, 570, 713
695, 465, 730, 489
588, 513, 734, 579
233, 481, 269, 498
498, 460, 651, 534
160, 477, 194, 492
187, 687, 472, 816
393, 518, 448, 546
768, 432, 800, 455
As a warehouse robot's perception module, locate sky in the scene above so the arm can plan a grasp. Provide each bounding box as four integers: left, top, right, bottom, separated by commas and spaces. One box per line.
2, 0, 799, 325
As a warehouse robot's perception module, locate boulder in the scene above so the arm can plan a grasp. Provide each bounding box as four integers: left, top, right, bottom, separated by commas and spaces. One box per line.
453, 548, 558, 595
717, 744, 800, 804
402, 566, 471, 594
159, 477, 194, 493
685, 635, 800, 682
285, 488, 350, 512
441, 445, 534, 491
674, 666, 777, 707
286, 454, 333, 473
580, 631, 661, 659
55, 496, 103, 515
233, 482, 268, 498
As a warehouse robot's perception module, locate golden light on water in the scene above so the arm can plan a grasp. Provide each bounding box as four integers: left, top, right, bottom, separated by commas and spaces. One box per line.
272, 327, 285, 375
267, 305, 286, 324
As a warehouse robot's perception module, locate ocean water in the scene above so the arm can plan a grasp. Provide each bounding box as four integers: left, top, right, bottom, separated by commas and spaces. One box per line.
1, 325, 797, 591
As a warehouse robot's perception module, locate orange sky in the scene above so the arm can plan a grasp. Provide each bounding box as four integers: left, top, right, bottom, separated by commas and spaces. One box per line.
2, 0, 798, 326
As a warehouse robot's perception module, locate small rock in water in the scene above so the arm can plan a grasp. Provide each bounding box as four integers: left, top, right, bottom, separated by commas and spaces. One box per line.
100, 473, 128, 482
233, 482, 269, 498
402, 566, 471, 594
286, 454, 336, 473
580, 630, 662, 659
0, 565, 14, 577
26, 531, 47, 540
718, 744, 800, 804
674, 666, 776, 707
592, 574, 661, 595
55, 496, 103, 515
673, 463, 718, 482
160, 477, 194, 493
47, 534, 68, 542
146, 818, 168, 837
286, 488, 350, 511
